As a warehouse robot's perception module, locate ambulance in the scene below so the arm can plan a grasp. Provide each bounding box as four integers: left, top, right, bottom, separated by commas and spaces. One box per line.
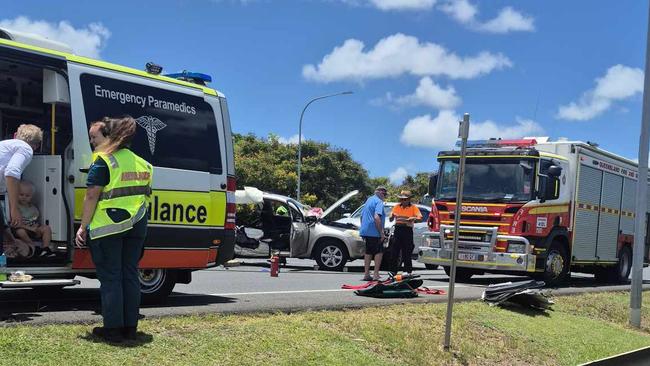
419, 138, 650, 285
0, 28, 236, 303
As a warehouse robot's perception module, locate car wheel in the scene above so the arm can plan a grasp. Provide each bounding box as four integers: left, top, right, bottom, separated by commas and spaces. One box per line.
541, 241, 569, 286
139, 269, 177, 305
314, 240, 349, 271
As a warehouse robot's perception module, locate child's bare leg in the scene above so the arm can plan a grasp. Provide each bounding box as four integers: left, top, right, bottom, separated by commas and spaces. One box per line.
14, 228, 33, 245
37, 226, 52, 250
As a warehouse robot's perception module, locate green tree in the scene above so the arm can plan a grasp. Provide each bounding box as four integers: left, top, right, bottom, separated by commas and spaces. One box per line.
234, 133, 371, 212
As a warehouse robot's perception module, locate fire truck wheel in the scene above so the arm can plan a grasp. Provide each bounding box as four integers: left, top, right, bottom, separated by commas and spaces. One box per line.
596, 246, 632, 283
614, 246, 632, 283
542, 242, 569, 286
139, 269, 177, 304
443, 266, 474, 282
314, 240, 349, 271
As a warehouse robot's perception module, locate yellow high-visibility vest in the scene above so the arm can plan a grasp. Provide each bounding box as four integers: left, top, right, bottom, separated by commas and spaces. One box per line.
88, 148, 152, 239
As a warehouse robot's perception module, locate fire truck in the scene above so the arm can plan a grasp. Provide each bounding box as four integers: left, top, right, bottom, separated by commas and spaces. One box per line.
418, 138, 650, 285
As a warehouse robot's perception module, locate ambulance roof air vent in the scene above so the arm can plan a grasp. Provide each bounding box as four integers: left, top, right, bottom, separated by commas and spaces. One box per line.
0, 27, 74, 54
164, 70, 212, 86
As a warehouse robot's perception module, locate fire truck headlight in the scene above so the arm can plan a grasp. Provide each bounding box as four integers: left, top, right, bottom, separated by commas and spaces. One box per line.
506, 241, 526, 254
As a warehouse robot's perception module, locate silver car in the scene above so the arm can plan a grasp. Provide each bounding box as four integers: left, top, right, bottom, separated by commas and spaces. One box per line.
235, 190, 366, 271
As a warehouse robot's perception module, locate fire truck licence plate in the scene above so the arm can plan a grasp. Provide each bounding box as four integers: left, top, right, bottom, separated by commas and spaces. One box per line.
458, 253, 478, 261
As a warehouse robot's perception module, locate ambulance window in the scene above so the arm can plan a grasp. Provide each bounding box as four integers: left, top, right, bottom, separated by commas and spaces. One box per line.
79, 74, 222, 174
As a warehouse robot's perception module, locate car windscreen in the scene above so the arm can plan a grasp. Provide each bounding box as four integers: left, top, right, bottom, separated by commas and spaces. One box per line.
437, 158, 535, 202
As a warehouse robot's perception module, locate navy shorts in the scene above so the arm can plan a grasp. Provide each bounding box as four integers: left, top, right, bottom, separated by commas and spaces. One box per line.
363, 236, 383, 256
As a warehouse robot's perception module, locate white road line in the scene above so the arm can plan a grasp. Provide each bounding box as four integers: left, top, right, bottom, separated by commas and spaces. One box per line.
170, 284, 466, 298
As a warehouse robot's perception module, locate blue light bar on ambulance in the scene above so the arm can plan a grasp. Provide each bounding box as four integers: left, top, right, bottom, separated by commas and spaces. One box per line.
164, 71, 213, 85
456, 138, 538, 149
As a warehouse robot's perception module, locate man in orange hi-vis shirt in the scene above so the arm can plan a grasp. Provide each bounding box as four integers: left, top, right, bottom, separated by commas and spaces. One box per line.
389, 190, 422, 275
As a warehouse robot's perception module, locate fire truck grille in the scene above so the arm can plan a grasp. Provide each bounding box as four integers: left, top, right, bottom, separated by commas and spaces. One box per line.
444, 231, 489, 242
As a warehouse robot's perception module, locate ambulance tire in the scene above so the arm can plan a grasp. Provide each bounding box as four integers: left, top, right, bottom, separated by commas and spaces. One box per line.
139, 269, 177, 305
443, 266, 474, 282
541, 241, 569, 286
314, 240, 349, 271
595, 246, 632, 284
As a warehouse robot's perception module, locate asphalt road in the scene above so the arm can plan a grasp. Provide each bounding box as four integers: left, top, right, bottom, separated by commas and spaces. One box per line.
2, 259, 650, 326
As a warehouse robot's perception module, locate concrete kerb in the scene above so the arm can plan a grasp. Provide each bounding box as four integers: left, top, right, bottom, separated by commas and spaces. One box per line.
578, 346, 650, 366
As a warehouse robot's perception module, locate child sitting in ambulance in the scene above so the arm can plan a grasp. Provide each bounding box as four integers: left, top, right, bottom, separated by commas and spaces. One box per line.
12, 180, 54, 258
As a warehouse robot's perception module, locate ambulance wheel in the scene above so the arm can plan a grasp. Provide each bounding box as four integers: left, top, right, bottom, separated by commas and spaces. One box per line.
595, 246, 632, 284
542, 242, 569, 286
443, 266, 474, 282
139, 269, 177, 304
314, 240, 349, 271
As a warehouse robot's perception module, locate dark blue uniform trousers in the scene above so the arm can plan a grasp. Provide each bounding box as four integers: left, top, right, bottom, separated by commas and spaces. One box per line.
89, 216, 147, 329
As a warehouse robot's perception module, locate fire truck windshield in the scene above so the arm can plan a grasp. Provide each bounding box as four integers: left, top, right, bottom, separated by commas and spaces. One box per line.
437, 158, 535, 202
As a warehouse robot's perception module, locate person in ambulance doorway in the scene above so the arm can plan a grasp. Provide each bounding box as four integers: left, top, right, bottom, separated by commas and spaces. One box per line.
75, 116, 153, 343
388, 190, 421, 276
0, 124, 43, 257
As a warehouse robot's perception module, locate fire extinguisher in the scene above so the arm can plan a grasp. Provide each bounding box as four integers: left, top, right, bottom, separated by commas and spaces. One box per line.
270, 254, 279, 277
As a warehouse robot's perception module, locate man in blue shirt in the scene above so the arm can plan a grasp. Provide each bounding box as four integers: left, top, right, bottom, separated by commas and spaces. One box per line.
359, 186, 387, 281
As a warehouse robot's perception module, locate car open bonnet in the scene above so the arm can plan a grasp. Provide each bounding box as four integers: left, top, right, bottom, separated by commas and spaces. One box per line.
321, 190, 359, 220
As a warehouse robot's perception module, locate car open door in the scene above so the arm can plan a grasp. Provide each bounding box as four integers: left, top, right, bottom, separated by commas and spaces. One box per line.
288, 201, 310, 257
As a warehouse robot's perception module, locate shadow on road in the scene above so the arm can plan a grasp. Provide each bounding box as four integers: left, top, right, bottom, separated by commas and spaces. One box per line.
0, 288, 237, 324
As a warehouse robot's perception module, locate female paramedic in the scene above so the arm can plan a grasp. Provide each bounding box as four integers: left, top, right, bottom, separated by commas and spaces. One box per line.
75, 116, 153, 343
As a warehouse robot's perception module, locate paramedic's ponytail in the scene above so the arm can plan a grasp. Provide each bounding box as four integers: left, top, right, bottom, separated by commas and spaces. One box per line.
97, 116, 136, 154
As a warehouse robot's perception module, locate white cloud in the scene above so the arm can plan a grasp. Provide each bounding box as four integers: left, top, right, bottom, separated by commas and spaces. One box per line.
557, 64, 644, 121
389, 166, 409, 184
439, 0, 476, 23
303, 33, 511, 83
369, 0, 436, 11
0, 16, 110, 58
339, 0, 436, 11
400, 110, 543, 149
477, 7, 535, 33
393, 77, 461, 109
439, 1, 534, 34
277, 134, 305, 144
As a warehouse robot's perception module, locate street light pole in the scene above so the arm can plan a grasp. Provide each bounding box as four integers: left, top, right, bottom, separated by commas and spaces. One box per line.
630, 0, 650, 328
297, 91, 353, 200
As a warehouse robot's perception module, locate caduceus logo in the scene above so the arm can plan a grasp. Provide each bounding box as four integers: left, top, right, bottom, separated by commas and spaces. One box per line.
136, 115, 167, 155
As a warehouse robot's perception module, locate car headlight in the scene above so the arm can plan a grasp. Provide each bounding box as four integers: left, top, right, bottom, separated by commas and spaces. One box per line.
506, 241, 526, 254
423, 235, 441, 248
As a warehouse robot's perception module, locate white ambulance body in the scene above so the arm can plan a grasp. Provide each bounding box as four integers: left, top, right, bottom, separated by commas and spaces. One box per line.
0, 28, 236, 302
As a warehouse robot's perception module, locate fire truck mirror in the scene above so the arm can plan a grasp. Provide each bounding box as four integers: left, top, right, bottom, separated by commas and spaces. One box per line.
538, 175, 560, 203
428, 173, 438, 198
547, 165, 562, 177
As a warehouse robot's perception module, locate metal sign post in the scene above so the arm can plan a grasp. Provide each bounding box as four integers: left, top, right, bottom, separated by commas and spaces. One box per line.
631, 1, 650, 328
443, 113, 470, 350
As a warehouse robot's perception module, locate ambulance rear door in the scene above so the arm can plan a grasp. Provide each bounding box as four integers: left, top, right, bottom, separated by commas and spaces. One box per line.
67, 62, 227, 269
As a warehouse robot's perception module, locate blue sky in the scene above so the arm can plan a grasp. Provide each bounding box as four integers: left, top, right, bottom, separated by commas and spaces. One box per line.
2, 1, 648, 183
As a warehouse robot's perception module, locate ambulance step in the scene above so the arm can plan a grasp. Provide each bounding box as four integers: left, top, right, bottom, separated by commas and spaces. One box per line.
0, 279, 80, 289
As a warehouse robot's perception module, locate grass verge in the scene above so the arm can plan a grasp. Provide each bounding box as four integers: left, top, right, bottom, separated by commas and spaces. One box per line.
1, 291, 650, 365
